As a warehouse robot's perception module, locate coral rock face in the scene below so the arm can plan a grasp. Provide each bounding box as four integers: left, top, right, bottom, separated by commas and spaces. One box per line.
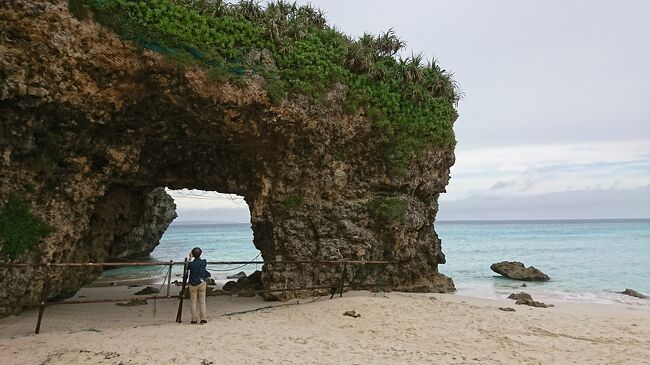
0, 0, 456, 311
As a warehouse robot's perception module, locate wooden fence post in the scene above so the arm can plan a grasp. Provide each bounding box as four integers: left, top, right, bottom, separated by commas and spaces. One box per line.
175, 258, 188, 323
35, 263, 51, 334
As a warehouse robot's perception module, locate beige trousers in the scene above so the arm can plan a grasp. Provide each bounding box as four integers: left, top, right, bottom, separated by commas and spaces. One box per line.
189, 281, 207, 321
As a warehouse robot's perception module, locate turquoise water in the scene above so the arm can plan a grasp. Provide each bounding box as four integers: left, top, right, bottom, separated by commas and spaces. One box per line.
436, 219, 650, 304
104, 219, 649, 304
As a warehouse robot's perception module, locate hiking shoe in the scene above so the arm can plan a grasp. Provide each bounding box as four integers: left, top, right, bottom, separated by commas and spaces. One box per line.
190, 321, 198, 324
200, 320, 207, 324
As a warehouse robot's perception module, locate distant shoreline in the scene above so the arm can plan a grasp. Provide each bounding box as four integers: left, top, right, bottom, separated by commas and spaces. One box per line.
169, 218, 650, 226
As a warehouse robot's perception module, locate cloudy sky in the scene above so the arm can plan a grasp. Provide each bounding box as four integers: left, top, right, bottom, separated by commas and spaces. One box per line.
172, 0, 650, 222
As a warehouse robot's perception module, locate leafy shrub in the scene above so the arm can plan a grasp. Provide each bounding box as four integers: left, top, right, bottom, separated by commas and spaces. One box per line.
367, 197, 407, 222
72, 0, 459, 168
0, 194, 53, 259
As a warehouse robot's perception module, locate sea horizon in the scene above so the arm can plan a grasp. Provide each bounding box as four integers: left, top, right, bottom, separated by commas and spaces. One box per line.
170, 217, 650, 226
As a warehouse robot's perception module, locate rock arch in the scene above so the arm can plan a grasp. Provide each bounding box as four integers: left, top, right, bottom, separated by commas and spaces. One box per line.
0, 0, 456, 309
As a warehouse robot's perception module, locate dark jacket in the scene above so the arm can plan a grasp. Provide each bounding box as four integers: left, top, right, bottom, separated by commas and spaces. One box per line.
187, 258, 210, 286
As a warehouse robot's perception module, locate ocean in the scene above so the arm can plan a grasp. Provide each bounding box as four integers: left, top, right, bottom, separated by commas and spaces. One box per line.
101, 219, 650, 304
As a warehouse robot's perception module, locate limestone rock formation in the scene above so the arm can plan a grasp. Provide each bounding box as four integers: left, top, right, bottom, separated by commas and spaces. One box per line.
0, 0, 458, 312
491, 261, 550, 281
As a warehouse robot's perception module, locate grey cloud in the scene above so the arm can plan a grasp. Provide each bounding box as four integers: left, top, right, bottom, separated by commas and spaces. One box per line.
301, 0, 650, 148
489, 179, 517, 191
438, 186, 650, 220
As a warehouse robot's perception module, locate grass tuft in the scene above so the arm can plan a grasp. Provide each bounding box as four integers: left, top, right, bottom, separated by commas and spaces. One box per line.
0, 193, 53, 259
367, 197, 407, 222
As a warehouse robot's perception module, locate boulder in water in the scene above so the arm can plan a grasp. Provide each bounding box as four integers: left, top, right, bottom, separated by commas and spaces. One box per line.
491, 261, 550, 281
620, 289, 647, 299
221, 270, 263, 296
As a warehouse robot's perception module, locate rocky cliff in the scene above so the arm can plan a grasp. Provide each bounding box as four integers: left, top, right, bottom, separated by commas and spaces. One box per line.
0, 0, 458, 311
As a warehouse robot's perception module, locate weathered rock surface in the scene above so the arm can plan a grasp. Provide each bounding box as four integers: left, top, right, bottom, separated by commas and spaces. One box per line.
0, 0, 457, 312
491, 261, 550, 281
620, 289, 647, 299
508, 292, 554, 308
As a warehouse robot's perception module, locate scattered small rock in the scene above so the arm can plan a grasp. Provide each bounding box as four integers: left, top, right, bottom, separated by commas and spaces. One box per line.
521, 283, 527, 287
508, 292, 553, 308
101, 351, 120, 360
491, 261, 550, 281
134, 286, 160, 295
226, 271, 247, 280
620, 288, 647, 299
172, 280, 182, 286
128, 284, 142, 288
115, 298, 148, 307
429, 296, 437, 301
508, 292, 532, 301
499, 307, 516, 312
109, 282, 117, 286
343, 310, 361, 318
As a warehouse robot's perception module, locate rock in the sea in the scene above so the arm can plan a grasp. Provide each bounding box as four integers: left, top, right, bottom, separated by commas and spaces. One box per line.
620, 289, 647, 299
491, 261, 550, 281
521, 283, 527, 287
134, 286, 160, 295
205, 278, 216, 286
508, 292, 553, 308
226, 272, 247, 280
499, 307, 516, 312
221, 270, 263, 296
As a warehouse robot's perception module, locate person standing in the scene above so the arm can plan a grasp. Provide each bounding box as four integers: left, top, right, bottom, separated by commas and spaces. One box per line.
187, 247, 210, 324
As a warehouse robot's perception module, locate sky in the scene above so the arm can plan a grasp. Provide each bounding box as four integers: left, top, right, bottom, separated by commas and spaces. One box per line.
172, 0, 650, 222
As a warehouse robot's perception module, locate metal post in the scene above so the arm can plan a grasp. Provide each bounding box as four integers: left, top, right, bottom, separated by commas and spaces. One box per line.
35, 264, 50, 334
175, 258, 188, 323
166, 260, 173, 298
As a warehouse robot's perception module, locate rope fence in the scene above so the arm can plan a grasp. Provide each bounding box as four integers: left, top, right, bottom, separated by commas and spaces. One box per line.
0, 259, 397, 335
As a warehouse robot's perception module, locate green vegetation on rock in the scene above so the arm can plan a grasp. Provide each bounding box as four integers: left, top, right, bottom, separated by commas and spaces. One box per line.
367, 197, 407, 222
0, 193, 53, 259
70, 0, 459, 167
281, 194, 304, 209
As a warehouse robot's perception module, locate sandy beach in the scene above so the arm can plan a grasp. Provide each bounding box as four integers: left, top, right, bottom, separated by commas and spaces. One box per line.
1, 289, 648, 365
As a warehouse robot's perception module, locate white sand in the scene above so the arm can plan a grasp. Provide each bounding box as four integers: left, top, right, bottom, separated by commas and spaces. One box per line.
1, 291, 649, 364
